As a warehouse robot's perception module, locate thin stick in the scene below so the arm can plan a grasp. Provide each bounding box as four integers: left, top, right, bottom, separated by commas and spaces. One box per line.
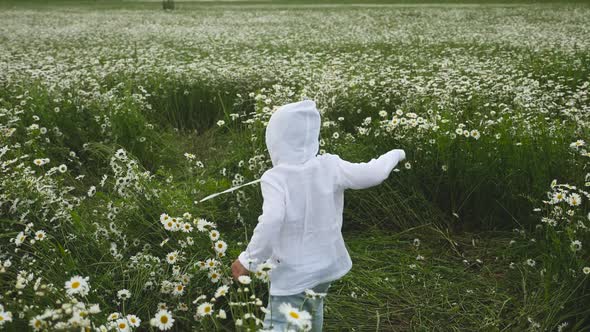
194, 179, 262, 204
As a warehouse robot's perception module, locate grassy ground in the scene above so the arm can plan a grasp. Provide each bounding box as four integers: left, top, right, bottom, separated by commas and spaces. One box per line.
326, 226, 516, 331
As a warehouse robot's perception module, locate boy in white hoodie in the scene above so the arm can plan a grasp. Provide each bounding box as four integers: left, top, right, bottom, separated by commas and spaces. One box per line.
231, 99, 406, 331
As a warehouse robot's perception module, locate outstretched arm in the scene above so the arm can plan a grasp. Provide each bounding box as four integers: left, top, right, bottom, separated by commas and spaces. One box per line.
336, 149, 406, 190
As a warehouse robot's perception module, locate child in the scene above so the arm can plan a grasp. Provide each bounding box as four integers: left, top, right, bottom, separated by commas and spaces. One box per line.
231, 99, 405, 331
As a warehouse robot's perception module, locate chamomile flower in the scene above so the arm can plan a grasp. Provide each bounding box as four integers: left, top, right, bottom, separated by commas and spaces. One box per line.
172, 283, 185, 296
570, 240, 582, 252
197, 302, 214, 316
205, 258, 218, 269
215, 285, 229, 298
217, 309, 227, 319
126, 315, 141, 327
115, 318, 130, 332
278, 302, 311, 329
108, 312, 121, 321
166, 251, 179, 264
34, 230, 46, 241
238, 275, 251, 285
117, 289, 131, 300
0, 310, 13, 325
29, 316, 44, 330
208, 270, 221, 283
214, 240, 227, 253
88, 186, 96, 197
14, 232, 26, 246
181, 222, 193, 233
209, 230, 220, 241
152, 309, 174, 331
65, 275, 90, 296
567, 193, 581, 206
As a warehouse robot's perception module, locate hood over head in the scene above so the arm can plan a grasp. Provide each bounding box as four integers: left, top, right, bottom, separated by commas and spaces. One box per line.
265, 99, 321, 166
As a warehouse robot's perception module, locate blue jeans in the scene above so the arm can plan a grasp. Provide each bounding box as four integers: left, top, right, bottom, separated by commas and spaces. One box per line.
262, 281, 331, 331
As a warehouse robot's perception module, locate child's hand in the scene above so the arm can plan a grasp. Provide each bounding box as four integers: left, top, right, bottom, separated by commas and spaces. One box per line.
231, 259, 249, 281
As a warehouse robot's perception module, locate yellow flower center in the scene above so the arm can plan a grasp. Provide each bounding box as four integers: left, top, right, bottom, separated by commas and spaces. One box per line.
205, 306, 211, 313
35, 320, 41, 327
160, 315, 168, 324
119, 323, 126, 329
289, 311, 299, 319
0, 316, 4, 321
71, 281, 80, 289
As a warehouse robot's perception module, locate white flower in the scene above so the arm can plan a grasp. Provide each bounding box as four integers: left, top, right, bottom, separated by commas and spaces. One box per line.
33, 158, 49, 166
571, 240, 582, 252
65, 275, 90, 296
405, 162, 411, 169
278, 302, 311, 329
209, 230, 220, 241
570, 139, 585, 149
214, 240, 227, 253
34, 230, 46, 241
195, 218, 215, 232
197, 302, 214, 316
208, 270, 221, 283
238, 275, 251, 285
583, 267, 590, 275
58, 164, 67, 173
126, 315, 140, 327
115, 318, 130, 332
214, 285, 229, 298
117, 289, 131, 300
567, 193, 581, 206
181, 222, 193, 233
88, 186, 96, 197
14, 231, 26, 246
108, 312, 121, 321
29, 316, 44, 330
166, 251, 179, 264
526, 259, 536, 267
216, 309, 227, 319
172, 283, 185, 296
205, 258, 218, 269
470, 129, 480, 140
0, 310, 13, 325
304, 289, 327, 299
153, 309, 174, 330
216, 120, 225, 127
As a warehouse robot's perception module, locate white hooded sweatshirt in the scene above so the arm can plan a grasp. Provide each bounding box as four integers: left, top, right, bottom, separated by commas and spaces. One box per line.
238, 100, 406, 296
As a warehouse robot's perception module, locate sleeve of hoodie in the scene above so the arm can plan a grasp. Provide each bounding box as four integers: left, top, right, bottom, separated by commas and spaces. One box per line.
237, 178, 286, 272
335, 149, 406, 190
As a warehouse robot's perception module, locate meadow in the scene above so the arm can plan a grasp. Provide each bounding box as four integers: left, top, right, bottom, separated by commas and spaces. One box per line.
0, 1, 589, 331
